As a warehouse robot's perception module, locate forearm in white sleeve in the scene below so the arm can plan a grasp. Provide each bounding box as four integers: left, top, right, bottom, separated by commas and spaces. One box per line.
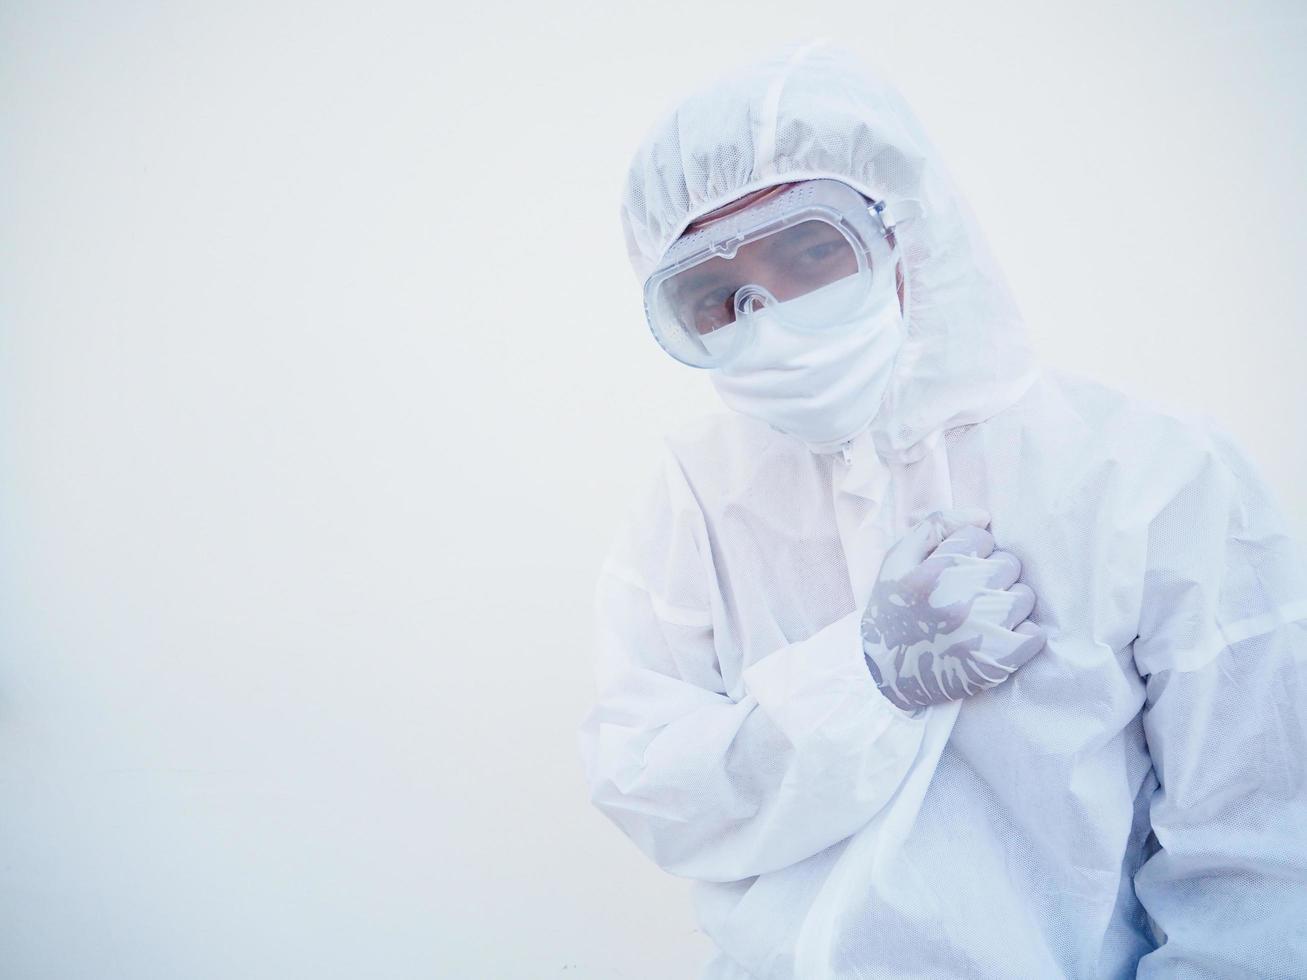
580, 567, 928, 883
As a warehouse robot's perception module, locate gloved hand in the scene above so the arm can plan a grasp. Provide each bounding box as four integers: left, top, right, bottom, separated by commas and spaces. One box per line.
860, 507, 1046, 713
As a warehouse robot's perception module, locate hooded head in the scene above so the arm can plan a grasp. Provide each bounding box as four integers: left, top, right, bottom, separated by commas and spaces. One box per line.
619, 40, 1040, 465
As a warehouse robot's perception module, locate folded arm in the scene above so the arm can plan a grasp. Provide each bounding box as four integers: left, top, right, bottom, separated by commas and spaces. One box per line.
578, 448, 928, 883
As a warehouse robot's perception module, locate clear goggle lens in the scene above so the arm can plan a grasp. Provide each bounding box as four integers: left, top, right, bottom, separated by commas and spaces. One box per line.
643, 183, 893, 368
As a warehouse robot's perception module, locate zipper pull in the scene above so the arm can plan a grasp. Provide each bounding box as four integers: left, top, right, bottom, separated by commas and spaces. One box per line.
841, 441, 853, 466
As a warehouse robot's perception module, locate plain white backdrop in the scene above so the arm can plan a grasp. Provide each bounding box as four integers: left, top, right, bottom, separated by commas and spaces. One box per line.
2, 1, 1304, 976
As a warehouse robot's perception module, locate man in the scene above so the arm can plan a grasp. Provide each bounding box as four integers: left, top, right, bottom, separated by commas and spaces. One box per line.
578, 40, 1307, 979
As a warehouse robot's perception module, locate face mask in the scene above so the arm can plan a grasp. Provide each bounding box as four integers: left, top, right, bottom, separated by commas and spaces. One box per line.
700, 271, 904, 453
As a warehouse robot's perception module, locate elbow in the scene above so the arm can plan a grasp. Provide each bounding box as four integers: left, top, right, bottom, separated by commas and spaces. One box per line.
584, 769, 763, 883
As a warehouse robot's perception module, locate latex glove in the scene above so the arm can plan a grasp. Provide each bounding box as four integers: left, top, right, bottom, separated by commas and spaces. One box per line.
860, 507, 1046, 712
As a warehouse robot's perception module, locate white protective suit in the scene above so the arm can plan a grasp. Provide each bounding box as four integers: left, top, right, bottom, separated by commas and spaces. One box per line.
578, 40, 1307, 979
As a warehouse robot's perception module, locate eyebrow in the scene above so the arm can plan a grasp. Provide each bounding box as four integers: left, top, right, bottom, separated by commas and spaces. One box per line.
759, 221, 825, 256
673, 264, 732, 297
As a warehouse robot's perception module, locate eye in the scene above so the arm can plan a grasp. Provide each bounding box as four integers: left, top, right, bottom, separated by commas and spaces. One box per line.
799, 240, 846, 264
694, 286, 734, 310
691, 286, 737, 333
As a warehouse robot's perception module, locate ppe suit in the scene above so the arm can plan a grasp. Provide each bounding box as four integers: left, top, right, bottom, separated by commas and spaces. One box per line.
578, 39, 1307, 979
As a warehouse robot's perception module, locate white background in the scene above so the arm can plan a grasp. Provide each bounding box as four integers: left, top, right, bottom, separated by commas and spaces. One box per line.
2, 1, 1304, 976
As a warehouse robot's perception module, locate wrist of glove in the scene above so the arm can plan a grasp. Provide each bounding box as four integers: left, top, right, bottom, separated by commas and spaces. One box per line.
860, 508, 1047, 712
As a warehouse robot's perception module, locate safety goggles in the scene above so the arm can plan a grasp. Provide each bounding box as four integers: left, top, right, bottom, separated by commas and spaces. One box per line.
642, 178, 899, 369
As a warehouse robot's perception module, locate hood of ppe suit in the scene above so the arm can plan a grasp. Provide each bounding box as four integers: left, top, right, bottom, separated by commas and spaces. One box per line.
619, 40, 1040, 464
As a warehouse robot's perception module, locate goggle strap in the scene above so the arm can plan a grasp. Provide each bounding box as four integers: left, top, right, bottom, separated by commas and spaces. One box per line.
872, 198, 923, 233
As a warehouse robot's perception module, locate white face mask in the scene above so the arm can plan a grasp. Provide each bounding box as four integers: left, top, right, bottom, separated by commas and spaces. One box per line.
700, 271, 905, 453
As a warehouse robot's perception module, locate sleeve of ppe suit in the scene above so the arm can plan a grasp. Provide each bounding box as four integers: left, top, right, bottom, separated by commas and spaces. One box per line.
578, 444, 929, 883
1131, 426, 1307, 978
